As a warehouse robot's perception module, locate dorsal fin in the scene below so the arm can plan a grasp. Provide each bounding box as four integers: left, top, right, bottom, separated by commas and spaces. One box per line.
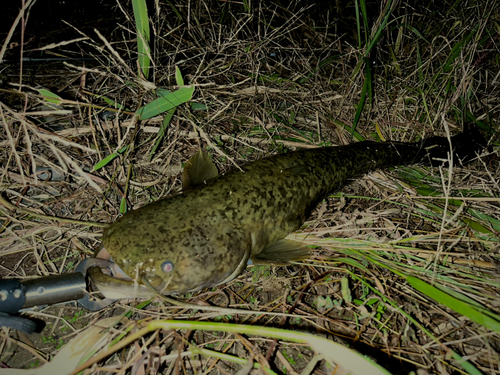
183, 150, 219, 190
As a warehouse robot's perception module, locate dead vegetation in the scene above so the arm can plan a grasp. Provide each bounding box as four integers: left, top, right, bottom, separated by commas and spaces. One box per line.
1, 0, 500, 374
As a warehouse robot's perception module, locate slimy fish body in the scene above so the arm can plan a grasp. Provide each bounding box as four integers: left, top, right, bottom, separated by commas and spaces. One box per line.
98, 126, 485, 297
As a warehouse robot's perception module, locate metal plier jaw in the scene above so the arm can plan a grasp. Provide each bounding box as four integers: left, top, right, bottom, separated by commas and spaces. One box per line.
74, 258, 118, 311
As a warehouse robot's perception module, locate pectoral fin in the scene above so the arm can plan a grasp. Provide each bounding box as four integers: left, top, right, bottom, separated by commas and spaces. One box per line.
251, 239, 310, 265
183, 150, 219, 190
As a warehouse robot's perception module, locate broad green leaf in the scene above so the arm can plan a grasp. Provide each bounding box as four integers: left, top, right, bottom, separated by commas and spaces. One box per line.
156, 88, 171, 97
468, 209, 500, 232
136, 86, 195, 120
38, 89, 63, 105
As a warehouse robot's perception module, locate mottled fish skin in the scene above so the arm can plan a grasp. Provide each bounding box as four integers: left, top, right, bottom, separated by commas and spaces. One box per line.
102, 128, 486, 295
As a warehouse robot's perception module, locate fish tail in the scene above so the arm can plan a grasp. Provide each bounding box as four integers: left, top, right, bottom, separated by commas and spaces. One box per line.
338, 124, 486, 178
414, 124, 487, 166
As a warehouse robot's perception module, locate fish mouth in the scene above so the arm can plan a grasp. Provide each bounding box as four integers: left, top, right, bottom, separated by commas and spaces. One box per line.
93, 247, 167, 297
95, 246, 132, 280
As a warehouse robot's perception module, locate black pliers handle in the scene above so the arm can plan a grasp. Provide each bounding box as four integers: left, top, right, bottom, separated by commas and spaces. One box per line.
0, 258, 117, 333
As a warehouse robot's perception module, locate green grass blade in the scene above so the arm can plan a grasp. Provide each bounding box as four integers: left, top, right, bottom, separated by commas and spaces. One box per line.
354, 0, 362, 48
350, 272, 484, 375
468, 208, 500, 232
401, 23, 430, 44
336, 257, 371, 274
131, 0, 151, 79
406, 276, 500, 332
351, 65, 370, 136
365, 0, 394, 55
359, 0, 369, 47
144, 321, 392, 375
149, 107, 176, 161
443, 25, 478, 73
93, 145, 129, 171
334, 120, 365, 141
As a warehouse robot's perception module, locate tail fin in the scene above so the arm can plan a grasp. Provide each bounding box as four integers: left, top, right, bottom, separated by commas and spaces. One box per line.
415, 124, 487, 167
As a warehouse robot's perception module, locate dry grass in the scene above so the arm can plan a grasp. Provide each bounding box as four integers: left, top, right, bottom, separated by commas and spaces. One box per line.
1, 0, 500, 374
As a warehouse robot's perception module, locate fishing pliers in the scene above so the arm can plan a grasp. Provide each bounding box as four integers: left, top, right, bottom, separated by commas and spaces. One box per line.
0, 258, 117, 333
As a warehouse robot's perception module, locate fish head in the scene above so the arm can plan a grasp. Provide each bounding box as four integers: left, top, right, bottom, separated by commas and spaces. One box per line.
102, 216, 251, 294
146, 240, 251, 293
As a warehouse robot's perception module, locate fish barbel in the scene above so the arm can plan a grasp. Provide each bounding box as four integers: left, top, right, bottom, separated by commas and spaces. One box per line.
96, 126, 486, 297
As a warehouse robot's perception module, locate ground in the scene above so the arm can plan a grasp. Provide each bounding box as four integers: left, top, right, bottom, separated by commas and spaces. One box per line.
1, 0, 500, 374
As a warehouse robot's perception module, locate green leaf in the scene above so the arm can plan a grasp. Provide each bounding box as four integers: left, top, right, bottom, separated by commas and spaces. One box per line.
120, 197, 128, 214
468, 208, 500, 232
148, 320, 392, 375
351, 60, 371, 136
336, 257, 370, 273
317, 296, 334, 310
175, 66, 184, 86
136, 86, 194, 120
334, 120, 365, 142
407, 276, 500, 332
93, 145, 129, 171
38, 89, 63, 105
443, 25, 479, 73
401, 24, 430, 44
149, 107, 176, 161
191, 102, 208, 111
132, 0, 151, 78
416, 187, 441, 197
461, 217, 493, 234
341, 276, 352, 304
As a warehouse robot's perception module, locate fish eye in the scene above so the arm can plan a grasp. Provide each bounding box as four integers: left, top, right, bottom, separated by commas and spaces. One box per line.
161, 261, 174, 273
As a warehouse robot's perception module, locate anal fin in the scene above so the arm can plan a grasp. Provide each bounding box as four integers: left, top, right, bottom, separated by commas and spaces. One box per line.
251, 239, 310, 266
